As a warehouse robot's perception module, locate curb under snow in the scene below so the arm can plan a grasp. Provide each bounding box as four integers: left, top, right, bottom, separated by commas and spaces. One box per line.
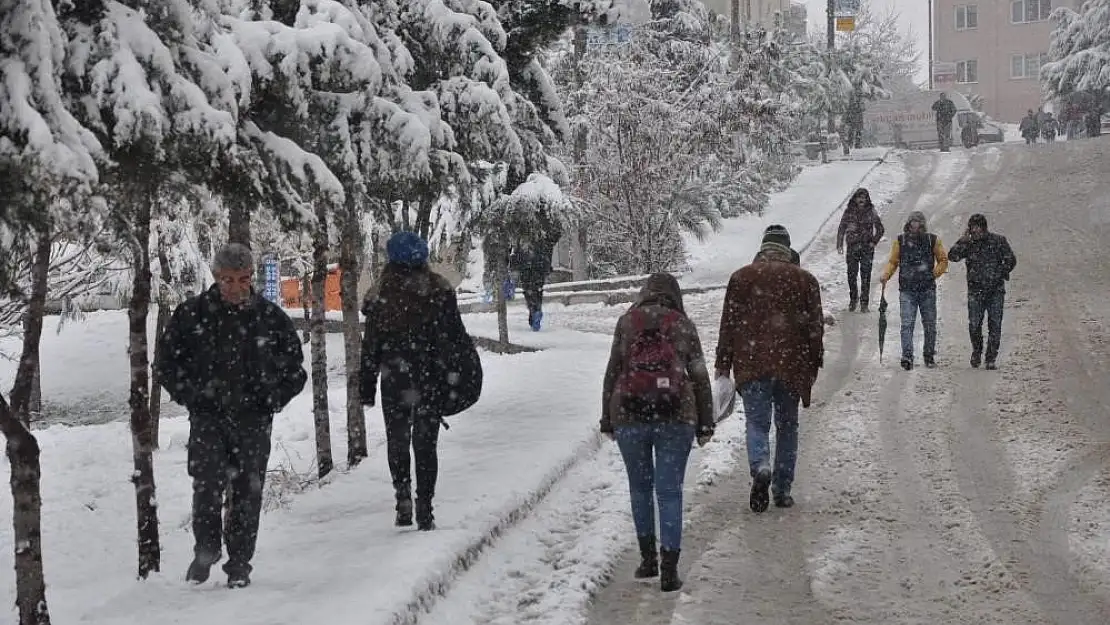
387, 433, 604, 625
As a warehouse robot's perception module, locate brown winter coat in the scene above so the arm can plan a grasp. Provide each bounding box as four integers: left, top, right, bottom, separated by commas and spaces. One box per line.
600, 274, 714, 434
714, 245, 825, 407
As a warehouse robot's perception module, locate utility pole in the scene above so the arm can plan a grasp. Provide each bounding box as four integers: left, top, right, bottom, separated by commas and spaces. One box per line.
826, 0, 837, 152
928, 0, 934, 89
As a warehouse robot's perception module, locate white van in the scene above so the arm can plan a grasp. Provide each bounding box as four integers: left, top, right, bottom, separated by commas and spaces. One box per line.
863, 90, 1004, 149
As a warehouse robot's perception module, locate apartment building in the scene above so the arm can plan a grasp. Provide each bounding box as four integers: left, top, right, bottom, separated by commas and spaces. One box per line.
933, 0, 1081, 122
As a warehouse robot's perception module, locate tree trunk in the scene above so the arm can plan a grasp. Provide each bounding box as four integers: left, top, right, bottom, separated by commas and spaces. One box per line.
148, 242, 174, 450
493, 239, 510, 346
148, 305, 169, 450
301, 273, 311, 344
127, 196, 160, 578
29, 360, 41, 420
2, 226, 54, 624
11, 231, 51, 424
1, 400, 51, 625
310, 208, 334, 478
227, 196, 251, 247
339, 208, 367, 467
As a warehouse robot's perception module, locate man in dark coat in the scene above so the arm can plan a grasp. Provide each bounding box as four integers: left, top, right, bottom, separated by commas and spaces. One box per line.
932, 93, 957, 152
837, 188, 885, 312
716, 226, 824, 513
156, 243, 307, 588
510, 222, 562, 332
947, 214, 1017, 370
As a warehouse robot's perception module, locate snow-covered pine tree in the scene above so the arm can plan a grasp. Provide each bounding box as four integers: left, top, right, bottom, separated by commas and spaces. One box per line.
1, 0, 103, 620
58, 0, 244, 579
1043, 0, 1110, 100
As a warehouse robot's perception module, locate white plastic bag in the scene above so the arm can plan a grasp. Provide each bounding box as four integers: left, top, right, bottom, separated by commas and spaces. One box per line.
712, 377, 736, 423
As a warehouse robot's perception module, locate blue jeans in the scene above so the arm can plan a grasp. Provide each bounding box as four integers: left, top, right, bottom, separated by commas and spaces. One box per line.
614, 423, 696, 551
899, 288, 937, 362
740, 379, 800, 496
968, 288, 1005, 362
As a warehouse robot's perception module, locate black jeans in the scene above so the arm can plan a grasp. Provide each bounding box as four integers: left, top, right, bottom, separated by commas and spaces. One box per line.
968, 288, 1005, 362
846, 245, 875, 305
383, 405, 442, 506
187, 414, 272, 575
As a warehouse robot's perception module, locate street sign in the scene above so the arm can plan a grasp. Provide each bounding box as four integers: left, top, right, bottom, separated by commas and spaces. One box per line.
586, 22, 634, 48
933, 61, 957, 84
836, 16, 856, 31
835, 0, 861, 16
262, 255, 280, 304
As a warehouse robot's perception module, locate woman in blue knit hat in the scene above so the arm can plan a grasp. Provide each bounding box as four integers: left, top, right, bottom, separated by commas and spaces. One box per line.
360, 231, 481, 530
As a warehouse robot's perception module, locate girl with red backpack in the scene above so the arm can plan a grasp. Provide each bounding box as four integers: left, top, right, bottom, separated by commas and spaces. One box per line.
600, 273, 715, 592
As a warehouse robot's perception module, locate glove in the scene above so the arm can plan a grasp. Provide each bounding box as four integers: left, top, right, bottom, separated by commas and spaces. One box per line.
696, 425, 714, 447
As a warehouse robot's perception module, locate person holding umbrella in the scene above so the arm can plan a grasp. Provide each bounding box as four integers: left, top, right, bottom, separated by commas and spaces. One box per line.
879, 211, 949, 370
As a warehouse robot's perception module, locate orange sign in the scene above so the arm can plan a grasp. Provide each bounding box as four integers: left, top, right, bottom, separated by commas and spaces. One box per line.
836, 16, 856, 31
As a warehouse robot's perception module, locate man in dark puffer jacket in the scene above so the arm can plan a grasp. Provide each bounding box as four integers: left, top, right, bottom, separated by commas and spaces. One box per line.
157, 243, 307, 588
947, 214, 1017, 370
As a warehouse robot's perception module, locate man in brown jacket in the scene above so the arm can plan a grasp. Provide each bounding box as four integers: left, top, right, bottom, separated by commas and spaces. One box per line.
716, 227, 825, 513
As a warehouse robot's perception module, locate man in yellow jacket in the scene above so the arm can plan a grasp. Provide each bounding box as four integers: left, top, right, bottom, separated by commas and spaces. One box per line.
879, 211, 949, 370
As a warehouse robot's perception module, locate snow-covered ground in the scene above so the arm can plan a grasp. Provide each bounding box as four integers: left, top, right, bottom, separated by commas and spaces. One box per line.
1, 151, 905, 624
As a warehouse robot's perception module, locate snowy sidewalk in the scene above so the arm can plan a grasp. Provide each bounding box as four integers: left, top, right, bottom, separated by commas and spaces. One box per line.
1, 315, 615, 625
683, 157, 884, 286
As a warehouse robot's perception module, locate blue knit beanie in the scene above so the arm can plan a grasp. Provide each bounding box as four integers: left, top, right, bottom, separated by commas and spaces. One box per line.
386, 231, 429, 267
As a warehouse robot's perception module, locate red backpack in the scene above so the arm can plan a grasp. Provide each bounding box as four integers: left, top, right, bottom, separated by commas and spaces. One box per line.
617, 308, 685, 421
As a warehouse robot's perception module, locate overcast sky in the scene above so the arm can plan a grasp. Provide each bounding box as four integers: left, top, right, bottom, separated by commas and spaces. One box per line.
802, 0, 930, 83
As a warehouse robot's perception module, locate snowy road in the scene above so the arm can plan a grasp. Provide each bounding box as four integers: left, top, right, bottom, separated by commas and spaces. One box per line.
584, 139, 1110, 624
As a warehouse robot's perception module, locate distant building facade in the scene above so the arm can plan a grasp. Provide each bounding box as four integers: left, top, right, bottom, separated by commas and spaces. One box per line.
932, 0, 1082, 122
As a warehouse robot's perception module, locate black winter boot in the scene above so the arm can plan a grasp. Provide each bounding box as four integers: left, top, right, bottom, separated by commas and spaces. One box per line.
635, 536, 658, 578
416, 499, 435, 531
660, 549, 683, 592
395, 497, 413, 527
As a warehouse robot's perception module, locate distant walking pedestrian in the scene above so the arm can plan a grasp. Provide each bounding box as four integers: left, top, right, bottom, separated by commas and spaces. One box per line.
361, 231, 481, 532
510, 216, 562, 331
601, 273, 715, 593
947, 214, 1017, 370
716, 227, 824, 514
1020, 110, 1039, 145
157, 243, 307, 588
932, 93, 957, 152
837, 188, 885, 312
879, 211, 949, 370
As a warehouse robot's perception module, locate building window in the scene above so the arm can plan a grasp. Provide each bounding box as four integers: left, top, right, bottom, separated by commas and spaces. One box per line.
1011, 0, 1052, 23
956, 59, 978, 84
955, 4, 978, 30
1010, 52, 1051, 79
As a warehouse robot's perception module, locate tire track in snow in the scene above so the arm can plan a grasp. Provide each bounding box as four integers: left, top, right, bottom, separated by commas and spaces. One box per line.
948, 139, 1110, 624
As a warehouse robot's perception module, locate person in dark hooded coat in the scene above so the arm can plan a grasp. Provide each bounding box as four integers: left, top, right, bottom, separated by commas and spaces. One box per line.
601, 273, 715, 593
837, 188, 886, 312
947, 214, 1017, 369
360, 231, 477, 531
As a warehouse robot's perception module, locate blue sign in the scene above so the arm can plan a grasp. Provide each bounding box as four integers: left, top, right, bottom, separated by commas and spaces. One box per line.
262, 255, 280, 304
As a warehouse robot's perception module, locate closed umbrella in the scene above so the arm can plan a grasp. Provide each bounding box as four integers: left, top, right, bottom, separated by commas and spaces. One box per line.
878, 284, 889, 363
